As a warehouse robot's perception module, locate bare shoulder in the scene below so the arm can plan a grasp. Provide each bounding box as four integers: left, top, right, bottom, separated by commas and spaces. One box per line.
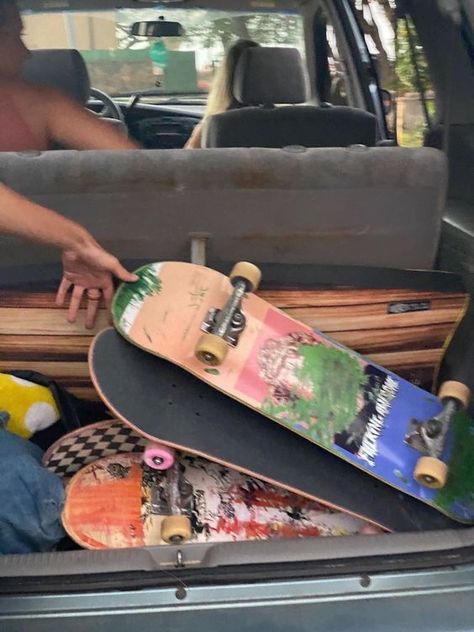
6, 80, 60, 112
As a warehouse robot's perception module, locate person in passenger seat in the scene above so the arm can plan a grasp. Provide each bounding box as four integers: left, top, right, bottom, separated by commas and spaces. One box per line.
185, 38, 259, 149
0, 0, 139, 151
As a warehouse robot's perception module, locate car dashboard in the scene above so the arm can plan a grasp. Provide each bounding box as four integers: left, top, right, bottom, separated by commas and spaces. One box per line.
123, 102, 202, 149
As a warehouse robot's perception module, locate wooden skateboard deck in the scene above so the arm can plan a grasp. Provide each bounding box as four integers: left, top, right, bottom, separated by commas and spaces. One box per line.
89, 328, 463, 532
62, 451, 373, 550
110, 262, 474, 524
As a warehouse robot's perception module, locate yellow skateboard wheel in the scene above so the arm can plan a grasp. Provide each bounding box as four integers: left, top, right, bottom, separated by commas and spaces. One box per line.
438, 381, 470, 409
229, 261, 262, 293
195, 333, 228, 366
414, 456, 448, 489
161, 515, 192, 544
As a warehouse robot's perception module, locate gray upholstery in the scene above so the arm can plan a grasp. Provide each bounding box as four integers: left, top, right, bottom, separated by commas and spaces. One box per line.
233, 47, 307, 105
203, 105, 378, 148
203, 47, 377, 149
22, 49, 90, 104
0, 146, 446, 270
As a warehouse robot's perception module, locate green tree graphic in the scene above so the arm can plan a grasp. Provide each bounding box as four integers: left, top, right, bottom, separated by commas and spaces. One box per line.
436, 412, 474, 513
113, 266, 162, 322
262, 344, 367, 446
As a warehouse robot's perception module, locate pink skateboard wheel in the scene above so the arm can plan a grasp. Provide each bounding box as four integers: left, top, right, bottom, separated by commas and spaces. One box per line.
144, 443, 175, 470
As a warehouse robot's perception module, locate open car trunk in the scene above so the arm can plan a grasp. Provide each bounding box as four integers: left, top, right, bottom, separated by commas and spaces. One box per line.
1, 261, 474, 630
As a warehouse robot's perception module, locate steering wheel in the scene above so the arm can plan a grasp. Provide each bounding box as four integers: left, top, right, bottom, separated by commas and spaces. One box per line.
88, 87, 125, 124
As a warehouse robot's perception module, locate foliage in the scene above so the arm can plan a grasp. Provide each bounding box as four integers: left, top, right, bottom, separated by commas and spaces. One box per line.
116, 9, 303, 53
352, 0, 433, 95
262, 344, 367, 446
113, 266, 162, 322
436, 412, 474, 514
394, 18, 433, 95
183, 13, 303, 49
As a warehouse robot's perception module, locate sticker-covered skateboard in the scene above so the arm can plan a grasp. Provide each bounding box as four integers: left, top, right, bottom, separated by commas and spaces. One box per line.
62, 451, 374, 550
111, 261, 473, 524
89, 328, 463, 532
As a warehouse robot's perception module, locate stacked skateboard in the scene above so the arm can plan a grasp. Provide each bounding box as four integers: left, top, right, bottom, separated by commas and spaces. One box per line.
53, 261, 473, 548
46, 420, 374, 548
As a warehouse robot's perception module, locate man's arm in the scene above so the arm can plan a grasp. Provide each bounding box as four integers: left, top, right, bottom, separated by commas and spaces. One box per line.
0, 182, 137, 327
0, 181, 89, 248
44, 88, 140, 151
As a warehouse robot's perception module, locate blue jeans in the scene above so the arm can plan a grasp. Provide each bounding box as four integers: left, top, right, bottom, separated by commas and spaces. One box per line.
0, 429, 66, 554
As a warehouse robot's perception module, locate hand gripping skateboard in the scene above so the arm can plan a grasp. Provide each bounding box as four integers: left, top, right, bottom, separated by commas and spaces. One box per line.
108, 261, 474, 525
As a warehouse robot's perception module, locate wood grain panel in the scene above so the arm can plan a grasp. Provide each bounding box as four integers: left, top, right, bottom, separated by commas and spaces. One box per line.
0, 286, 468, 400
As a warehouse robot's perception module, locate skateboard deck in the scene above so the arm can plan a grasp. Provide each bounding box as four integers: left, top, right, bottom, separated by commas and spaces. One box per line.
62, 451, 373, 549
89, 328, 464, 532
42, 419, 147, 477
110, 262, 474, 525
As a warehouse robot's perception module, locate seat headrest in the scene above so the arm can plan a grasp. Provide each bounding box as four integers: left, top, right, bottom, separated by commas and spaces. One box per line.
233, 47, 307, 106
22, 49, 90, 104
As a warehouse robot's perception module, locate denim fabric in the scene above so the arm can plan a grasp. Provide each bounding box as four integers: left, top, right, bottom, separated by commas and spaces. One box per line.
0, 429, 66, 554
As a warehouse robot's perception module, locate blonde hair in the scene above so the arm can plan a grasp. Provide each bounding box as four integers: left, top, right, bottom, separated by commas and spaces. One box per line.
205, 39, 259, 118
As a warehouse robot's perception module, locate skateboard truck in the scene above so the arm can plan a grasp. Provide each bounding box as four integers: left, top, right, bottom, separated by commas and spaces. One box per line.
195, 261, 262, 366
143, 443, 192, 544
160, 461, 192, 545
413, 381, 470, 489
144, 452, 192, 544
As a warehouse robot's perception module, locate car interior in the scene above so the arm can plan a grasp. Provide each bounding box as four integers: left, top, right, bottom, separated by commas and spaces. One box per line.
1, 0, 474, 628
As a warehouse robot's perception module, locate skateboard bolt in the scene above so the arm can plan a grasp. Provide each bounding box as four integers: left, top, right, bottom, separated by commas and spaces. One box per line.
153, 456, 164, 466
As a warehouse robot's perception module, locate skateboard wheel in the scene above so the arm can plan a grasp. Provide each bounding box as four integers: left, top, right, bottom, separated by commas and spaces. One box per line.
438, 381, 470, 410
144, 443, 175, 470
161, 515, 192, 544
414, 456, 448, 489
195, 333, 228, 366
229, 261, 262, 293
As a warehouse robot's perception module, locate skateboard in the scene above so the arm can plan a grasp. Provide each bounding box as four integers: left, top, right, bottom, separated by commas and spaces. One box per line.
89, 328, 464, 532
48, 419, 377, 548
110, 261, 474, 524
60, 449, 373, 550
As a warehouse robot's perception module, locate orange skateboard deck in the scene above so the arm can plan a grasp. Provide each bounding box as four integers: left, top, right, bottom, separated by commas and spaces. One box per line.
62, 450, 374, 549
110, 262, 474, 524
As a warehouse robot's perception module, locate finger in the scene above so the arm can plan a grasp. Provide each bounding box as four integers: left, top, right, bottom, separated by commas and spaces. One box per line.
111, 259, 139, 283
85, 294, 101, 330
102, 282, 115, 325
86, 288, 101, 301
55, 277, 72, 306
67, 285, 85, 324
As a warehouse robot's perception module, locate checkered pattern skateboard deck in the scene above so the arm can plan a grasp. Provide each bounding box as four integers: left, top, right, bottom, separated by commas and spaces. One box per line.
42, 419, 146, 477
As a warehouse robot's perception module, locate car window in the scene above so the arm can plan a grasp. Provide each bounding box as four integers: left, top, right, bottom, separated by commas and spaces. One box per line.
353, 1, 436, 147
313, 7, 351, 106
22, 9, 305, 102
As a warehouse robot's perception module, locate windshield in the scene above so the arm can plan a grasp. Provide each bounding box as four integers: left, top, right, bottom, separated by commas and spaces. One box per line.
23, 9, 305, 99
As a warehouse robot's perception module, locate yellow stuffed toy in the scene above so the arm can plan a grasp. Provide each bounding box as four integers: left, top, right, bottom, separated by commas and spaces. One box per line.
0, 373, 60, 439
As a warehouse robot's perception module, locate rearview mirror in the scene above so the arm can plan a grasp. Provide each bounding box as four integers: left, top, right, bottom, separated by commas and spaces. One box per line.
131, 19, 184, 38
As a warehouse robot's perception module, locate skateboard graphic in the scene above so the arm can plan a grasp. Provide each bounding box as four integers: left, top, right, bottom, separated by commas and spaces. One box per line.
109, 261, 474, 525
55, 423, 373, 549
